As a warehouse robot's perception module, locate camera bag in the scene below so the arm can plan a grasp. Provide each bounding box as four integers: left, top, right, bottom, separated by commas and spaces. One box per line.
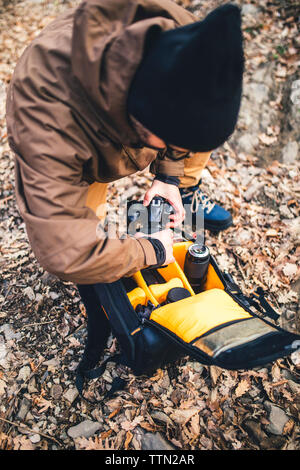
76, 241, 300, 402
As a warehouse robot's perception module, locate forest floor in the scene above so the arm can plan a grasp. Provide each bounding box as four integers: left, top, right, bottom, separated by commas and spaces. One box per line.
0, 0, 299, 451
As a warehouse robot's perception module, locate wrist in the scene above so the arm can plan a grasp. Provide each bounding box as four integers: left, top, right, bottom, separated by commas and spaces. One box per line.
154, 173, 180, 187
143, 237, 166, 267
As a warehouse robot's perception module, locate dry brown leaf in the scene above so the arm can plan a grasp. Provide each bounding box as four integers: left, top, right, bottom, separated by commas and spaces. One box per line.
281, 387, 294, 402
29, 361, 37, 372
36, 398, 53, 414
76, 436, 116, 450
262, 381, 275, 401
108, 407, 121, 419
266, 229, 278, 237
170, 438, 182, 448
283, 419, 294, 435
148, 397, 161, 407
189, 413, 200, 436
235, 379, 251, 398
124, 431, 133, 450
150, 369, 164, 381
258, 133, 277, 145
100, 429, 113, 440
0, 432, 12, 450
210, 366, 223, 385
139, 421, 157, 432
171, 409, 199, 425
282, 263, 297, 277
121, 416, 144, 431
271, 362, 282, 382
13, 435, 35, 450
179, 399, 196, 410
181, 425, 194, 446
106, 398, 122, 411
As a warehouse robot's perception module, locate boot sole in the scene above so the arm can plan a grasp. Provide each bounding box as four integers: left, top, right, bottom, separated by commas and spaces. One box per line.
203, 218, 233, 233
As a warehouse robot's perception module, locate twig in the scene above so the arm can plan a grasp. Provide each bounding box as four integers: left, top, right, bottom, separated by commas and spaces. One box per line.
65, 323, 86, 340
0, 416, 63, 448
0, 358, 44, 435
230, 249, 248, 284
21, 319, 59, 328
236, 257, 247, 284
0, 195, 14, 205
270, 379, 288, 387
0, 286, 12, 309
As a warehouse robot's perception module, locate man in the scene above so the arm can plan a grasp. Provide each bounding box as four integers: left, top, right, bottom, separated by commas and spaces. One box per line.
6, 0, 244, 372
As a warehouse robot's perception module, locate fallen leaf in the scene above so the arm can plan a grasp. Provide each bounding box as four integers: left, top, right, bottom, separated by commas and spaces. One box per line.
235, 379, 251, 398
265, 229, 278, 237
121, 416, 144, 431
75, 436, 116, 450
210, 366, 223, 385
189, 413, 200, 436
258, 133, 277, 145
171, 409, 199, 425
150, 369, 164, 381
13, 435, 35, 450
124, 431, 133, 450
282, 263, 297, 277
283, 419, 294, 435
108, 407, 121, 419
139, 421, 157, 432
100, 429, 113, 440
35, 398, 53, 413
179, 399, 196, 410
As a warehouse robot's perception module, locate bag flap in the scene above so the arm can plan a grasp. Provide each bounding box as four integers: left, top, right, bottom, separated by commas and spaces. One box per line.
149, 288, 252, 343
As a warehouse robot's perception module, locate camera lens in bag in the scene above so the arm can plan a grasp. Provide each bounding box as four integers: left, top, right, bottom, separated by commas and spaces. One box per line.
184, 243, 210, 293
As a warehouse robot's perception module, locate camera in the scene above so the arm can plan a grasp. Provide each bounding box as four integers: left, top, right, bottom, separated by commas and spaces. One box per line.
127, 196, 174, 235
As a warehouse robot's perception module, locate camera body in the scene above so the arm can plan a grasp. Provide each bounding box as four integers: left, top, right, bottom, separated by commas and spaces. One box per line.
127, 196, 210, 294
127, 196, 174, 235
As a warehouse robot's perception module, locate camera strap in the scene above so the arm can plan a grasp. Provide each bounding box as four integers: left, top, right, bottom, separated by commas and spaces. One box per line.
247, 288, 280, 321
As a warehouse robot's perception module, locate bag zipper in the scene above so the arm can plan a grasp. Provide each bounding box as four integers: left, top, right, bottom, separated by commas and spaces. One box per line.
209, 256, 286, 333
142, 317, 213, 365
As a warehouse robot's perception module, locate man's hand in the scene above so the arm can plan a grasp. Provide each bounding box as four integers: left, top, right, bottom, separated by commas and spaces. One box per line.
143, 179, 185, 228
134, 229, 175, 265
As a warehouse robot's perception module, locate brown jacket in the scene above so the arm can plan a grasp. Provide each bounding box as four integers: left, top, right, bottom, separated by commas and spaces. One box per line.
6, 0, 196, 284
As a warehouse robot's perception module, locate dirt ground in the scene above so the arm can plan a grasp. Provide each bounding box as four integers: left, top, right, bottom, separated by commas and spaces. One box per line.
0, 0, 299, 450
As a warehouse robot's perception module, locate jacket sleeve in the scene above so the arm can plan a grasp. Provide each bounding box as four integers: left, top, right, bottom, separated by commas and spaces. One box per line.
150, 149, 190, 177
150, 154, 186, 178
8, 86, 157, 284
14, 155, 157, 284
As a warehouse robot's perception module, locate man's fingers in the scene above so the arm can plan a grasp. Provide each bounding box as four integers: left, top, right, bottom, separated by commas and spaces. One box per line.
163, 255, 175, 266
143, 188, 156, 206
166, 227, 174, 238
168, 199, 185, 218
133, 231, 144, 239
168, 207, 185, 226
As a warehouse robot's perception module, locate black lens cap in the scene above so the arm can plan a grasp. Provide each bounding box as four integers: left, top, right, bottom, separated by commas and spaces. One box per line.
166, 287, 191, 303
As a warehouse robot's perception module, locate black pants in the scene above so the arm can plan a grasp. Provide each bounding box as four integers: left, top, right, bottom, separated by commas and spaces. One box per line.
77, 284, 112, 370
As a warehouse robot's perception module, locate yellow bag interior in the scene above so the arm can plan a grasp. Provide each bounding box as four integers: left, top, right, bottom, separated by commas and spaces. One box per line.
127, 241, 251, 342
150, 288, 252, 342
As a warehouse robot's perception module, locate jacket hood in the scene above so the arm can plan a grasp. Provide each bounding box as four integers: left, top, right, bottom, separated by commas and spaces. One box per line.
71, 0, 182, 145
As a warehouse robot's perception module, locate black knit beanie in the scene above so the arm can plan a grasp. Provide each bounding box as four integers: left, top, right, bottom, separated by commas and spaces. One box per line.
127, 3, 244, 152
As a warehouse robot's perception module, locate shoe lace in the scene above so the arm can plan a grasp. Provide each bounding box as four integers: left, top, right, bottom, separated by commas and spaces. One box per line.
185, 188, 216, 215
